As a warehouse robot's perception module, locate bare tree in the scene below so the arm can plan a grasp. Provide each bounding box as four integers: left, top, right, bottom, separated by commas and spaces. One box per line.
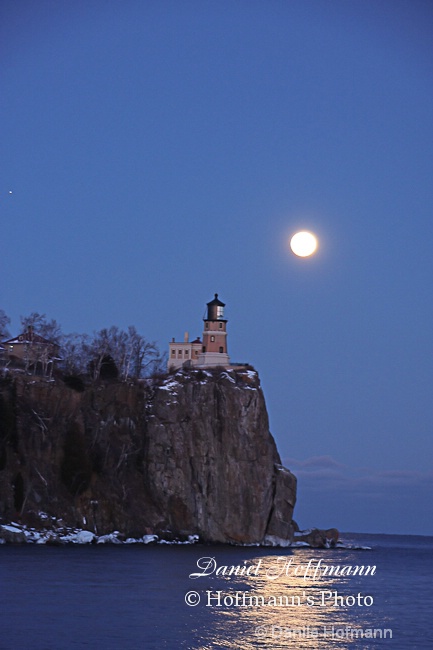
20, 312, 62, 345
85, 328, 113, 381
10, 312, 164, 382
125, 326, 159, 379
60, 333, 91, 375
0, 309, 10, 341
84, 326, 162, 381
148, 349, 168, 377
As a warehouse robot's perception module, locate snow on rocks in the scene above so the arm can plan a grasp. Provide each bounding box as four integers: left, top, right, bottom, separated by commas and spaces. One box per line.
262, 534, 293, 548
219, 371, 236, 383
0, 521, 364, 549
158, 534, 199, 545
158, 379, 180, 392
74, 530, 96, 544
0, 524, 27, 544
97, 532, 123, 544
0, 521, 199, 546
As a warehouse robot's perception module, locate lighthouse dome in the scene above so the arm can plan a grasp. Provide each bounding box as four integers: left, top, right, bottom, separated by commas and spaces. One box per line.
205, 293, 226, 321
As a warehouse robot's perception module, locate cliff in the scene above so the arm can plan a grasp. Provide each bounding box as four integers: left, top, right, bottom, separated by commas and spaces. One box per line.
0, 368, 296, 544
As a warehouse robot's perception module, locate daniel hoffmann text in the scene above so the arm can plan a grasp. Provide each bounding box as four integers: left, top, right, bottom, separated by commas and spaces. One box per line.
189, 556, 377, 581
187, 556, 376, 609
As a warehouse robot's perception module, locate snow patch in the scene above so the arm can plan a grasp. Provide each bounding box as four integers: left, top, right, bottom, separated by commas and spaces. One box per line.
262, 534, 292, 548
97, 532, 122, 544
74, 530, 95, 544
1, 525, 22, 534
159, 380, 179, 392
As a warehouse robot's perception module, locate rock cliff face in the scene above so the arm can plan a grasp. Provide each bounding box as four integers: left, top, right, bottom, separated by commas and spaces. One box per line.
0, 368, 296, 544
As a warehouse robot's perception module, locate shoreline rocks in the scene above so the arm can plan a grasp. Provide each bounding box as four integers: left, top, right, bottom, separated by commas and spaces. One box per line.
0, 520, 342, 548
293, 527, 340, 548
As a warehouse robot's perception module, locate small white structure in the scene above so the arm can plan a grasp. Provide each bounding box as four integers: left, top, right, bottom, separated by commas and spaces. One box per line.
168, 332, 202, 370
168, 294, 231, 370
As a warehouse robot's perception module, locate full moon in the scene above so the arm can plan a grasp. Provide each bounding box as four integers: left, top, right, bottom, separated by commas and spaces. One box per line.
290, 231, 318, 257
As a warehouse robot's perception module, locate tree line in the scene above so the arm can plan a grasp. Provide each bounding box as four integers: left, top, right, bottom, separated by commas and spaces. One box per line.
0, 309, 166, 380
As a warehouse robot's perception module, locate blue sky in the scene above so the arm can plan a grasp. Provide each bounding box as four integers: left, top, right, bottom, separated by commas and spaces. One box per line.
1, 0, 432, 535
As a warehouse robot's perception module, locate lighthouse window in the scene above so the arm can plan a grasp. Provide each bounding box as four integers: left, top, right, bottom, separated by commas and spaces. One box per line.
217, 306, 224, 318
205, 323, 209, 329
219, 323, 223, 329
219, 346, 224, 353
171, 350, 176, 357
210, 336, 215, 342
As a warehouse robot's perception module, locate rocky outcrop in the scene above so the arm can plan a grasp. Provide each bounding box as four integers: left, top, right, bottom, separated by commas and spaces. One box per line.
0, 368, 296, 544
294, 527, 340, 548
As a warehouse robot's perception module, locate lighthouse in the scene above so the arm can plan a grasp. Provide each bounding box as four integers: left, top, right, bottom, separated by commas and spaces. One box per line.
196, 294, 230, 367
168, 293, 231, 370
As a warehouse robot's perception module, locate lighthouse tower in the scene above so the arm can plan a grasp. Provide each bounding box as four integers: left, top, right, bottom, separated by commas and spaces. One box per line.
197, 294, 230, 367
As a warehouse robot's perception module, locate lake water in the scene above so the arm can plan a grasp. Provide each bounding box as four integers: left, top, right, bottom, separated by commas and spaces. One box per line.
1, 533, 432, 649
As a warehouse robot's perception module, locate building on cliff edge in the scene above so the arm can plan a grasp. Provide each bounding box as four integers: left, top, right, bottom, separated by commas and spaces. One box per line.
1, 327, 60, 376
168, 294, 231, 370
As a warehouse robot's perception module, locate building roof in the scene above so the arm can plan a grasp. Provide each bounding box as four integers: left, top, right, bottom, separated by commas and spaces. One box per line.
207, 293, 225, 307
3, 328, 57, 346
170, 337, 202, 345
